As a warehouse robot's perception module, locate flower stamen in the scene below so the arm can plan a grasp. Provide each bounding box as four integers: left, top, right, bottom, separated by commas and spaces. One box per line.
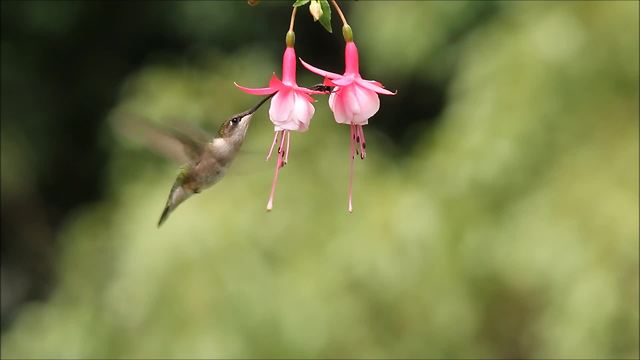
284, 129, 291, 165
357, 125, 366, 159
267, 130, 291, 211
348, 124, 355, 213
266, 131, 279, 160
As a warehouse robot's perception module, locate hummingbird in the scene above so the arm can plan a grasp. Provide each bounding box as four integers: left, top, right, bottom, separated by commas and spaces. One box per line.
113, 85, 330, 227
152, 93, 275, 227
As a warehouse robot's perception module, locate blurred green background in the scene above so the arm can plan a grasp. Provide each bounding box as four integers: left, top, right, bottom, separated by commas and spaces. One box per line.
1, 1, 638, 358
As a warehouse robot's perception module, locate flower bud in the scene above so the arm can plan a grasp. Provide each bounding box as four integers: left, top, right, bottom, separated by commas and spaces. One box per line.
309, 0, 323, 22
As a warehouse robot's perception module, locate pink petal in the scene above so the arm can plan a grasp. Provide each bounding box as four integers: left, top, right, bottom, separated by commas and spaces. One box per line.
269, 89, 294, 125
269, 74, 285, 90
234, 82, 277, 96
357, 79, 396, 95
344, 42, 360, 76
323, 77, 335, 87
281, 47, 297, 86
299, 58, 342, 79
331, 76, 355, 87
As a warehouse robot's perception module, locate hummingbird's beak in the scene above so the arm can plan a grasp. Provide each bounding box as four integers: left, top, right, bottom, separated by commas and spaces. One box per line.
246, 92, 276, 116
226, 92, 277, 140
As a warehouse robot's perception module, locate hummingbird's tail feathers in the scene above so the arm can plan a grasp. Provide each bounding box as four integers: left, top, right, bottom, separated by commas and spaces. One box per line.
158, 205, 172, 228
157, 184, 192, 227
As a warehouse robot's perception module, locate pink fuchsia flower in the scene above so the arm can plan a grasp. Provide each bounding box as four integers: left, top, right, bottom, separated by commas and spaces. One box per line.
235, 42, 322, 210
300, 40, 396, 212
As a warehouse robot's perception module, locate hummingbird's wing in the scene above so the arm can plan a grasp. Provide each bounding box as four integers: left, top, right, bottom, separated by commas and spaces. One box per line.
112, 114, 209, 164
163, 127, 207, 162
164, 119, 211, 144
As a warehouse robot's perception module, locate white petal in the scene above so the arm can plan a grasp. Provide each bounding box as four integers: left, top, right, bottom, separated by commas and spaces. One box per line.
329, 89, 352, 124
269, 90, 294, 125
291, 92, 315, 131
352, 84, 380, 124
344, 85, 361, 119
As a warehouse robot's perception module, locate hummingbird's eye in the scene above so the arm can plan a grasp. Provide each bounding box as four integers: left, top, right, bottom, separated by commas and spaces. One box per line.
230, 117, 240, 125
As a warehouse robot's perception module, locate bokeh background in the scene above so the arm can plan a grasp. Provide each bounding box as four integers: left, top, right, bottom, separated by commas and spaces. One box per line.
1, 1, 638, 358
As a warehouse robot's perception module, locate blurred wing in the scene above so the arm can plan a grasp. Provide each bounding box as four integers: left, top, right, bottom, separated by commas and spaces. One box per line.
112, 113, 209, 164
164, 119, 211, 145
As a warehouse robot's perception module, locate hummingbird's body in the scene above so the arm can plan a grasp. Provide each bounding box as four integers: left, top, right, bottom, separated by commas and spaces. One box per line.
158, 139, 235, 225
157, 94, 274, 226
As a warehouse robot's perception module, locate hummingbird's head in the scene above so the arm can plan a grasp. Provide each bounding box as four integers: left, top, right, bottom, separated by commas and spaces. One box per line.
218, 92, 276, 143
218, 111, 254, 142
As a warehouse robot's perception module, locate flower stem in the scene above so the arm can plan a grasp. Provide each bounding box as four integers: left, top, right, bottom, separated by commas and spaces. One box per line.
289, 6, 297, 32
331, 0, 349, 26
286, 7, 297, 46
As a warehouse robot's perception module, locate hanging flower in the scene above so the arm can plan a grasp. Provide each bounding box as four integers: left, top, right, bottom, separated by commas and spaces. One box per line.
300, 31, 396, 212
235, 32, 323, 210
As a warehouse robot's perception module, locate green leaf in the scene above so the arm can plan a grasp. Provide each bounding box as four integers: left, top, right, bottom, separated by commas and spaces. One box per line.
293, 0, 310, 7
318, 0, 332, 33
